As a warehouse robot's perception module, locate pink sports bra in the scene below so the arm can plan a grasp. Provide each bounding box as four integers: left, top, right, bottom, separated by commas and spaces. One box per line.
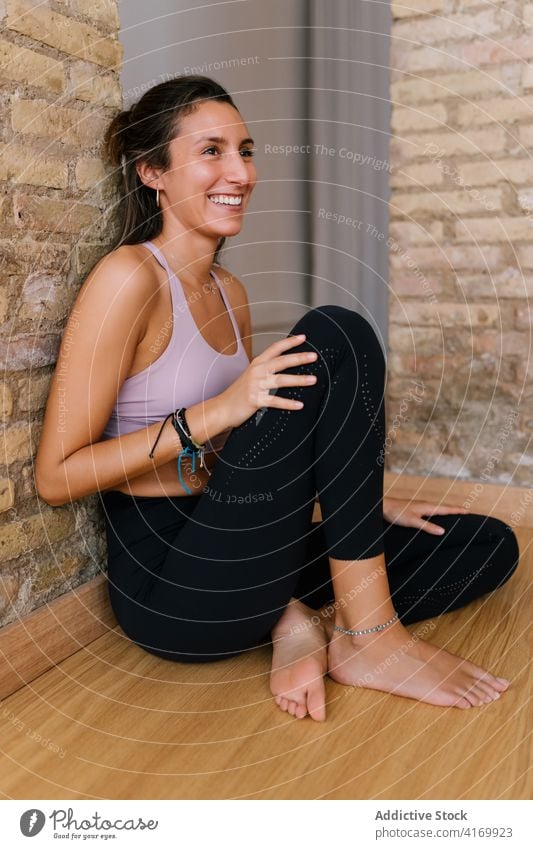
101, 240, 250, 453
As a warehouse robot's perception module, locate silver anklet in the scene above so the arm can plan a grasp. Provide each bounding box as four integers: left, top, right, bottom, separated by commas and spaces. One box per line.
333, 611, 399, 637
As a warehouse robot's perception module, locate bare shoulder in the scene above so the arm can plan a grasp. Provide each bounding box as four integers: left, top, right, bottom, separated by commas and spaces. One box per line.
35, 242, 160, 485
78, 242, 157, 306
72, 242, 161, 345
214, 264, 252, 360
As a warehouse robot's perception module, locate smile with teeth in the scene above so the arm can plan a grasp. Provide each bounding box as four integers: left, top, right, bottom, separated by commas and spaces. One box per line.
208, 194, 243, 207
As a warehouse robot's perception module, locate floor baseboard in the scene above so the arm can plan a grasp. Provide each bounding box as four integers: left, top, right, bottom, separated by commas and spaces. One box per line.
0, 574, 115, 701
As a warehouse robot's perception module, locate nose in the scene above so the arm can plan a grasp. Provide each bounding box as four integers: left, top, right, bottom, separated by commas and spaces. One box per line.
222, 149, 253, 185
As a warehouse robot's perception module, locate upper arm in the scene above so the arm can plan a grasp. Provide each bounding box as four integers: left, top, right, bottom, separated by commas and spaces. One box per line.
217, 266, 253, 361
35, 246, 154, 491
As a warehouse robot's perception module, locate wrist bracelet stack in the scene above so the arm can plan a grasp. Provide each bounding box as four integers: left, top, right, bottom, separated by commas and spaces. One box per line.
148, 406, 211, 495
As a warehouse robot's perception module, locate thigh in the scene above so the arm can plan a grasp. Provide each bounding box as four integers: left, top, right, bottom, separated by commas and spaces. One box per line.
102, 486, 316, 663
147, 491, 316, 661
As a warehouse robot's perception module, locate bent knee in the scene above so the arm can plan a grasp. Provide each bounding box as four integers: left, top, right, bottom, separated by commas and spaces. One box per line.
306, 304, 377, 335
485, 518, 521, 588
295, 305, 385, 360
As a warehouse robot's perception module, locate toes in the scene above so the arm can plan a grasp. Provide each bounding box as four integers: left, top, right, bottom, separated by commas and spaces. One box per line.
482, 675, 510, 693
276, 695, 308, 718
473, 685, 494, 704
473, 669, 508, 689
274, 685, 326, 721
463, 685, 487, 707
471, 671, 508, 700
467, 662, 509, 690
455, 696, 472, 709
474, 679, 501, 701
464, 666, 511, 695
287, 700, 308, 718
460, 685, 481, 707
495, 676, 511, 690
307, 686, 327, 722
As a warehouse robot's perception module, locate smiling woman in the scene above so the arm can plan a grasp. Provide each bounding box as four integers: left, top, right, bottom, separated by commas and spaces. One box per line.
34, 74, 519, 724
35, 76, 258, 502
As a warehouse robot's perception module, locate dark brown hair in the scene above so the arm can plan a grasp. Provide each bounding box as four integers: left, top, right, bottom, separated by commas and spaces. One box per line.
103, 74, 239, 263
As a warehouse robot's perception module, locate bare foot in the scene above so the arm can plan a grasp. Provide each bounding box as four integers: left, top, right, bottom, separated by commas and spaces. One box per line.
270, 598, 328, 721
323, 616, 510, 709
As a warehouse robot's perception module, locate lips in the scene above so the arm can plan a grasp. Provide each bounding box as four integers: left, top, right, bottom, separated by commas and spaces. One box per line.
207, 194, 243, 208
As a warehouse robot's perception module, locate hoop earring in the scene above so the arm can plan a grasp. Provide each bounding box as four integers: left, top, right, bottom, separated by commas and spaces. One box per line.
156, 188, 160, 208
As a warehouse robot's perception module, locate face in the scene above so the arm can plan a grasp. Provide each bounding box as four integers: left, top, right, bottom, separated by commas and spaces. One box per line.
148, 100, 257, 239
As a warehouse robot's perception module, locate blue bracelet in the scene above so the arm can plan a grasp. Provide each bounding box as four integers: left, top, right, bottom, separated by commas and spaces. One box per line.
177, 445, 197, 494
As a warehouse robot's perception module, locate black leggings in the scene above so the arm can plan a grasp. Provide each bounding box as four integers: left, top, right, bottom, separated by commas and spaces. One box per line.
100, 306, 520, 663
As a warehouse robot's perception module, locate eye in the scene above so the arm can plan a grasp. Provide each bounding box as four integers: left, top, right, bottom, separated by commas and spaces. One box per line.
201, 146, 256, 157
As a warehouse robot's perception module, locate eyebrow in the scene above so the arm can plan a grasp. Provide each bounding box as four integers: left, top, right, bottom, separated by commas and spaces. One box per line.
194, 135, 255, 146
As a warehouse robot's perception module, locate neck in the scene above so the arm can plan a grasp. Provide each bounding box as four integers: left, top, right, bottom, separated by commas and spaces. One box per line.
152, 224, 219, 289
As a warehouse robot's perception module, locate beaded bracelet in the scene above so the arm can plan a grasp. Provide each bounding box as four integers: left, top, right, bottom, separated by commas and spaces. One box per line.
148, 407, 210, 496
172, 408, 211, 491
173, 407, 202, 450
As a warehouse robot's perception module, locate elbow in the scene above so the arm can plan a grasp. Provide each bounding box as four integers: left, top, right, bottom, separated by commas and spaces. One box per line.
35, 468, 66, 507
41, 494, 66, 508
35, 481, 64, 507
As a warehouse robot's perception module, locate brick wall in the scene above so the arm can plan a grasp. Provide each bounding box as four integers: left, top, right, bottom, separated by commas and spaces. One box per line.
0, 0, 122, 626
2, 1, 531, 629
388, 0, 532, 486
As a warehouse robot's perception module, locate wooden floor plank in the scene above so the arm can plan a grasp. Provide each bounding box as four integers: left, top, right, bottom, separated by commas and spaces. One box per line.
0, 529, 530, 800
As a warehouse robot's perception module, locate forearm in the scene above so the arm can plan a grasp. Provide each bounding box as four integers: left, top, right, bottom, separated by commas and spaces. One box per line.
182, 393, 232, 447
44, 395, 231, 506
45, 417, 182, 506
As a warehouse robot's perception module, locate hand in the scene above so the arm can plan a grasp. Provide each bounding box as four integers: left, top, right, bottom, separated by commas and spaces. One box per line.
218, 334, 318, 429
382, 497, 469, 535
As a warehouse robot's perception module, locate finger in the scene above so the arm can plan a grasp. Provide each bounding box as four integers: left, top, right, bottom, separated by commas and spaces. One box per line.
264, 394, 305, 411
254, 334, 308, 362
419, 520, 446, 535
405, 516, 446, 535
269, 350, 319, 373
418, 503, 468, 515
267, 373, 317, 389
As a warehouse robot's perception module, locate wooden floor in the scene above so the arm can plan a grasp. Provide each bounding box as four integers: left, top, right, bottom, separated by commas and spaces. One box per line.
0, 528, 531, 800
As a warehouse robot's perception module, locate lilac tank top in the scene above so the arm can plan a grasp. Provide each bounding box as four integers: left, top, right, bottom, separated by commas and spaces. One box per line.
101, 240, 250, 452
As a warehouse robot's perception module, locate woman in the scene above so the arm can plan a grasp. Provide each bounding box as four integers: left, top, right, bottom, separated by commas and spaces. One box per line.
35, 76, 519, 722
